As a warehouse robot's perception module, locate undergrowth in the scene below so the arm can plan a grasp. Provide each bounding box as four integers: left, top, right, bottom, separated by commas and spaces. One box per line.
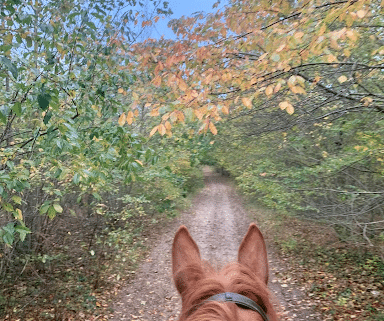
246, 200, 384, 321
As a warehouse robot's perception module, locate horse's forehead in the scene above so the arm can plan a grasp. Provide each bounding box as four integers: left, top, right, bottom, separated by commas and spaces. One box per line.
238, 307, 265, 321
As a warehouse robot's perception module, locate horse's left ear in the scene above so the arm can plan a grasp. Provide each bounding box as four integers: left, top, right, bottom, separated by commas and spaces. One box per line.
172, 225, 201, 294
238, 223, 269, 285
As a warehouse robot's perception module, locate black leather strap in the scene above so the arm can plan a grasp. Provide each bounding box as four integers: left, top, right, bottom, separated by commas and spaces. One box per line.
190, 292, 269, 321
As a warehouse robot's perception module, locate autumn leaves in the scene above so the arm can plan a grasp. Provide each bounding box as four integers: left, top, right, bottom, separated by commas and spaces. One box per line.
116, 0, 376, 138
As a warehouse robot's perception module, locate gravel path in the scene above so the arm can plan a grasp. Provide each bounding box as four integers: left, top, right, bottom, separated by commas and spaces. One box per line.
109, 168, 322, 320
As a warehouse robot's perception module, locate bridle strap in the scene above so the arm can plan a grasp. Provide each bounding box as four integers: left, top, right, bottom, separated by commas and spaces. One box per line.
190, 292, 269, 321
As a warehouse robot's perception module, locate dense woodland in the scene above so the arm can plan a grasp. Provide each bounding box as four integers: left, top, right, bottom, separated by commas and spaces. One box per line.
0, 0, 383, 319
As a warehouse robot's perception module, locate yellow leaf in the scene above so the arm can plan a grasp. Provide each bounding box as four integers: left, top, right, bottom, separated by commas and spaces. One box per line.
338, 75, 348, 83
356, 10, 366, 18
242, 97, 252, 109
346, 30, 357, 42
221, 104, 229, 115
149, 126, 158, 137
194, 109, 204, 120
265, 85, 274, 96
286, 104, 294, 115
296, 76, 305, 84
150, 109, 159, 116
118, 113, 126, 126
209, 122, 218, 135
274, 83, 282, 93
327, 54, 337, 63
158, 124, 166, 136
177, 111, 185, 122
127, 111, 134, 125
165, 120, 171, 130
132, 92, 139, 100
14, 208, 23, 220
279, 101, 289, 110
118, 88, 124, 94
291, 86, 306, 95
135, 160, 143, 166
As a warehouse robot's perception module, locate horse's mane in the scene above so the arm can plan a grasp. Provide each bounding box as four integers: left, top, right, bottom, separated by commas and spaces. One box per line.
175, 261, 277, 321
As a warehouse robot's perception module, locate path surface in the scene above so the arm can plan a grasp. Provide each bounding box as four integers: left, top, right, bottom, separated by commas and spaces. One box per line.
110, 168, 322, 320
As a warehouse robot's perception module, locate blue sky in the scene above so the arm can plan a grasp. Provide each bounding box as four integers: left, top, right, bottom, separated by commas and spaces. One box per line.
149, 0, 226, 39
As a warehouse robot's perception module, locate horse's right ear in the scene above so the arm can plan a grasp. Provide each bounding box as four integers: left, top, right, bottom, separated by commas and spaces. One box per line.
172, 226, 201, 293
238, 223, 269, 285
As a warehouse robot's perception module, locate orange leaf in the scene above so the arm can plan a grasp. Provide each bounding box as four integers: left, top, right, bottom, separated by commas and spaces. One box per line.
291, 86, 306, 95
194, 109, 204, 120
165, 120, 172, 130
150, 109, 159, 116
242, 97, 252, 109
158, 124, 166, 136
279, 101, 290, 110
209, 122, 218, 135
178, 79, 188, 91
177, 111, 185, 122
118, 113, 126, 126
286, 104, 294, 115
356, 10, 366, 18
265, 85, 274, 96
274, 83, 282, 93
127, 111, 134, 125
149, 126, 158, 137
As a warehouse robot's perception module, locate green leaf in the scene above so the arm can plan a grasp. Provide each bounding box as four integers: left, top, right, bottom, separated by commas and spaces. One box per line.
37, 93, 51, 111
26, 36, 32, 48
12, 102, 21, 116
3, 222, 15, 234
40, 204, 50, 214
1, 56, 18, 78
43, 111, 52, 124
15, 225, 31, 242
47, 206, 56, 219
3, 203, 14, 212
2, 231, 14, 245
12, 195, 22, 205
73, 173, 80, 184
0, 110, 6, 124
92, 192, 101, 200
53, 203, 63, 213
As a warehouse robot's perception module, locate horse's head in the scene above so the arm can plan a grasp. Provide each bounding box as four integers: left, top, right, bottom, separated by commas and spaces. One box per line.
172, 223, 278, 321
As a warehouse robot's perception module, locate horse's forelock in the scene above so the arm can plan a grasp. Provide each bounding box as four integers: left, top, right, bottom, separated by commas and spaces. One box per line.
179, 262, 276, 321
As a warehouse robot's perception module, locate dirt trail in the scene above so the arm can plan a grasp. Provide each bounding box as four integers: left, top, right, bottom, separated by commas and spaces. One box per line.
110, 168, 322, 320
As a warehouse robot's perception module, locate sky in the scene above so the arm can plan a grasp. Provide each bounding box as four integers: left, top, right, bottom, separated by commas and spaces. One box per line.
149, 0, 226, 39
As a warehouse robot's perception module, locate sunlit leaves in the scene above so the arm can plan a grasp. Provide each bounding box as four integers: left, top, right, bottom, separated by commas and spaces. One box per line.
242, 97, 253, 109
279, 101, 294, 114
209, 122, 217, 135
118, 113, 126, 126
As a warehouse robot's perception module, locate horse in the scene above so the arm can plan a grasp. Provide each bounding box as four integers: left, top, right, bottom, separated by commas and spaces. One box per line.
172, 223, 278, 321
